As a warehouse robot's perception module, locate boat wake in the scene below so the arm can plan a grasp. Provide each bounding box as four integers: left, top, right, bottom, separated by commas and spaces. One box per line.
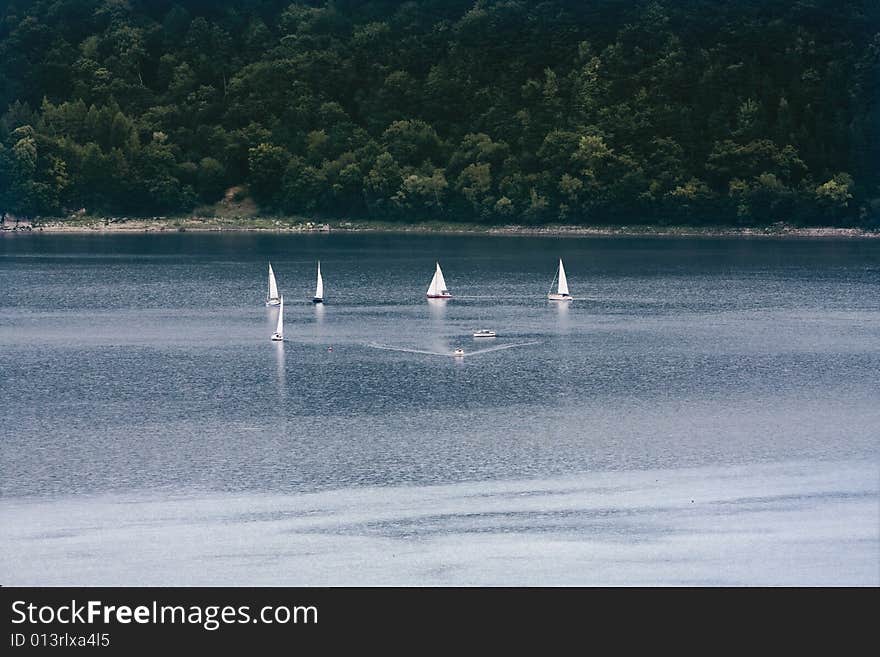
450, 295, 521, 299
465, 340, 541, 356
367, 341, 540, 358
367, 343, 450, 357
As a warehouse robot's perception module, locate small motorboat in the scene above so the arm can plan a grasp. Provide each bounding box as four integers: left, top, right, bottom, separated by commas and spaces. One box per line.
453, 348, 465, 357
473, 330, 496, 338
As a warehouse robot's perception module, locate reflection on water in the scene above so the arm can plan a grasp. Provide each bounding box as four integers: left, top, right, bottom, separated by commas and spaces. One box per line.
0, 232, 878, 497
313, 301, 325, 324
552, 298, 571, 333
274, 339, 286, 396
427, 297, 448, 318
427, 297, 449, 353
265, 305, 279, 340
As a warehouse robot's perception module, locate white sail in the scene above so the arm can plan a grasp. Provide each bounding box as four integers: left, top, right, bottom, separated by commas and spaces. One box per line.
274, 296, 284, 337
427, 266, 438, 296
315, 262, 323, 299
435, 263, 447, 292
268, 263, 279, 300
427, 262, 449, 296
557, 259, 569, 296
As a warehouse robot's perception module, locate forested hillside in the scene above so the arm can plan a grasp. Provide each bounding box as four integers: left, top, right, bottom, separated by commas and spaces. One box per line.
0, 0, 877, 225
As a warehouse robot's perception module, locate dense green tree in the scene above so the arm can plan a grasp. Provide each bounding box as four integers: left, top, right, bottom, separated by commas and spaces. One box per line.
0, 0, 875, 226
364, 152, 402, 217
247, 142, 289, 208
397, 168, 449, 216
382, 119, 443, 168
196, 156, 226, 203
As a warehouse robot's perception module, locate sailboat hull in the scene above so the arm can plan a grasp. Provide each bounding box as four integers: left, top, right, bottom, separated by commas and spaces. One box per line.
270, 333, 283, 341
266, 298, 281, 307
426, 293, 452, 299
547, 293, 573, 301
312, 298, 323, 304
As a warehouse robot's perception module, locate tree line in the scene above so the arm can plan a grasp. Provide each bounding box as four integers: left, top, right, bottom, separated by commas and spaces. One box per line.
0, 0, 877, 226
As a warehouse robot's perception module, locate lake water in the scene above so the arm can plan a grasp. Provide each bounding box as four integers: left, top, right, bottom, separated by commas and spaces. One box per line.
1, 232, 878, 584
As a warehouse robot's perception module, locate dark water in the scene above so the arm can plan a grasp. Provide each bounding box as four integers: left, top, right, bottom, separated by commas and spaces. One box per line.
1, 232, 878, 498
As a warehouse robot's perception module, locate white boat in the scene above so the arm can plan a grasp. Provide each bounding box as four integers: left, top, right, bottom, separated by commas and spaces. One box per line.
270, 296, 284, 341
453, 348, 465, 357
312, 261, 324, 303
426, 262, 452, 299
266, 263, 281, 306
547, 258, 573, 301
473, 330, 496, 338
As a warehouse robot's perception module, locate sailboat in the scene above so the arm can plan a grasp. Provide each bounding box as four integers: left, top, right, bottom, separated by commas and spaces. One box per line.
547, 258, 573, 301
266, 263, 281, 306
270, 296, 284, 341
426, 262, 452, 299
312, 261, 324, 304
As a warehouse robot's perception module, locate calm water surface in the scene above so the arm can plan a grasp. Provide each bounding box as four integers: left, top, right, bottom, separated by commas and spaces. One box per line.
1, 233, 878, 498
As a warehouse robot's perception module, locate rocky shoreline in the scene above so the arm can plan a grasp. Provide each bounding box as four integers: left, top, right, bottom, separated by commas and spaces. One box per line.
2, 216, 877, 239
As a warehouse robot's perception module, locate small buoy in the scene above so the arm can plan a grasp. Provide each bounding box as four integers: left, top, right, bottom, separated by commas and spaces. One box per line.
328, 346, 333, 351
